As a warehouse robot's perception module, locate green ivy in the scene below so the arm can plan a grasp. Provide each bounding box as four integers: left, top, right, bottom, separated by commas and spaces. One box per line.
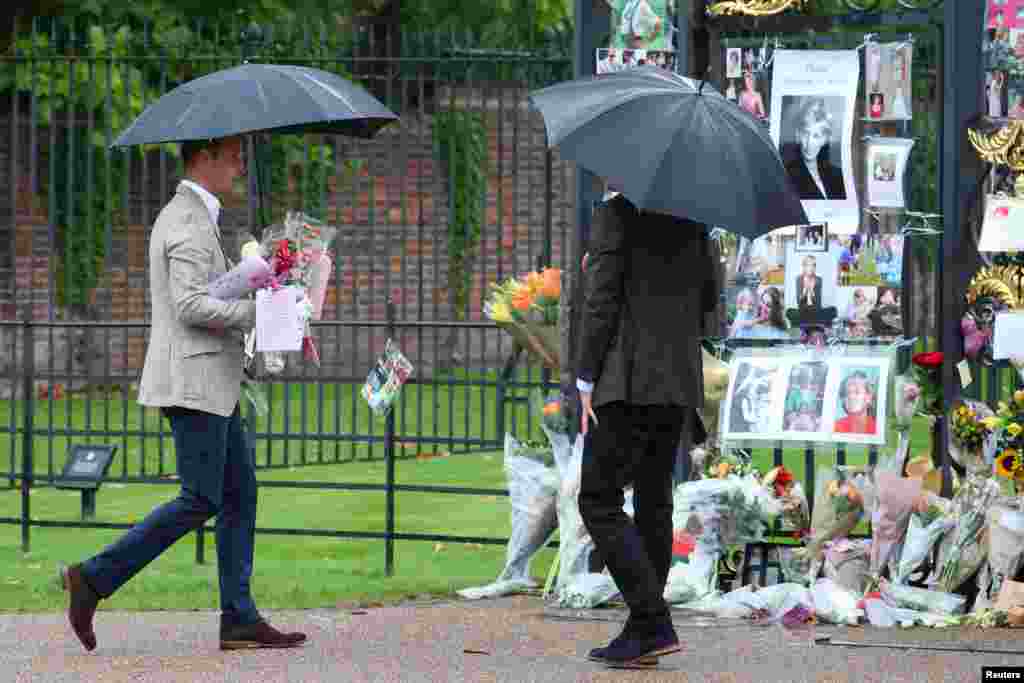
434, 110, 488, 320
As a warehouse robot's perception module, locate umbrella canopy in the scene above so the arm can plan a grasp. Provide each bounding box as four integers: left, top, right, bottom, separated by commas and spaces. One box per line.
112, 62, 398, 147
528, 66, 808, 240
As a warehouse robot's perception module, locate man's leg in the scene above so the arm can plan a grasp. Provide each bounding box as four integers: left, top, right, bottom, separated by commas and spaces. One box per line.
80, 409, 229, 598
65, 409, 228, 651
216, 408, 260, 628
632, 406, 685, 595
579, 403, 664, 629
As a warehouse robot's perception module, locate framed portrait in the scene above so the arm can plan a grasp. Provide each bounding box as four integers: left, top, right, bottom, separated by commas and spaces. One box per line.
726, 47, 742, 79
719, 352, 891, 445
795, 223, 828, 253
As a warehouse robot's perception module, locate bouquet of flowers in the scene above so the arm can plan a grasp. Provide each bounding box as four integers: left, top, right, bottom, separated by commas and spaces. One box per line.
865, 471, 921, 591
248, 212, 338, 374
484, 268, 562, 370
892, 373, 921, 432
800, 466, 873, 564
704, 450, 760, 481
891, 494, 954, 585
762, 466, 809, 538
880, 578, 967, 616
932, 472, 1001, 593
949, 399, 995, 475
532, 389, 570, 435
976, 502, 1024, 610
909, 351, 944, 416
983, 390, 1024, 492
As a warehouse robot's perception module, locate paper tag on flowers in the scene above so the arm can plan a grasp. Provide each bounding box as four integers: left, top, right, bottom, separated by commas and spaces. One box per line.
362, 339, 414, 417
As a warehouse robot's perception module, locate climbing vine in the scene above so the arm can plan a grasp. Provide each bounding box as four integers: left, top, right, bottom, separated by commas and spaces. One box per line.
433, 110, 488, 319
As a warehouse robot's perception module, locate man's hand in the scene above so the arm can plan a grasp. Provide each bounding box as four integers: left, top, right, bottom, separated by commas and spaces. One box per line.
579, 390, 599, 436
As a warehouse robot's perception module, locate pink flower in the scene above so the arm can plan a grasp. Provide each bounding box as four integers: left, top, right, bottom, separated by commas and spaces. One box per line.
903, 382, 921, 402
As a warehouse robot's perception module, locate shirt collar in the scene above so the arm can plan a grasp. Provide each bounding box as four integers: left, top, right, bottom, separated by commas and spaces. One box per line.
180, 179, 222, 228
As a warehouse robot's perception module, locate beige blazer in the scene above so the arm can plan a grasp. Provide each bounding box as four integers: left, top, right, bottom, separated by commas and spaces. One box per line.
138, 182, 255, 417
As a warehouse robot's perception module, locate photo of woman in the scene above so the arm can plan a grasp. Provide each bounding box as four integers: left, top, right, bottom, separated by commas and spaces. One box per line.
840, 287, 876, 338
833, 368, 880, 436
868, 286, 903, 338
786, 252, 838, 327
727, 362, 780, 435
989, 71, 1007, 118
781, 97, 847, 201
726, 47, 742, 79
783, 362, 828, 433
739, 70, 767, 120
869, 93, 884, 119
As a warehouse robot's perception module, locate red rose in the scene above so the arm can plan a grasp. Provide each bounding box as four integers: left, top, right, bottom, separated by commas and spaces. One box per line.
912, 352, 943, 369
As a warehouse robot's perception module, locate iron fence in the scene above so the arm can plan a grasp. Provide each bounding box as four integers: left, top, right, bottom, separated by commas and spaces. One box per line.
0, 314, 558, 573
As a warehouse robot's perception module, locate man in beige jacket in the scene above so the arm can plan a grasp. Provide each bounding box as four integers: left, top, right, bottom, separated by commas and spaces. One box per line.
61, 135, 307, 652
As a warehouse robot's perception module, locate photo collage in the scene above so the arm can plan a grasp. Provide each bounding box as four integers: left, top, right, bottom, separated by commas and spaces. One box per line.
985, 0, 1024, 118
723, 47, 769, 123
597, 0, 676, 75
727, 230, 904, 341
721, 353, 890, 446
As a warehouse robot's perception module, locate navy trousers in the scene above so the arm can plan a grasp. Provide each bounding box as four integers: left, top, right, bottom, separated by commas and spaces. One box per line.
579, 402, 684, 629
81, 406, 260, 627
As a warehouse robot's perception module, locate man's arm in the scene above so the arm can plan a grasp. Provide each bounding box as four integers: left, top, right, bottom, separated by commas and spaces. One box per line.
167, 217, 255, 331
577, 200, 627, 385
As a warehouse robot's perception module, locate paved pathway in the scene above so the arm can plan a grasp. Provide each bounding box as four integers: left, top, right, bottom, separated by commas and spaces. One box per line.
4, 596, 1024, 682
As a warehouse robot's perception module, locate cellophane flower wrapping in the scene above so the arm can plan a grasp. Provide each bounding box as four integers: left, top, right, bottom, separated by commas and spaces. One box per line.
255, 212, 339, 373
822, 539, 871, 595
458, 433, 559, 600
975, 501, 1024, 610
891, 497, 954, 585
880, 578, 967, 616
810, 578, 863, 625
868, 471, 922, 582
931, 472, 1001, 593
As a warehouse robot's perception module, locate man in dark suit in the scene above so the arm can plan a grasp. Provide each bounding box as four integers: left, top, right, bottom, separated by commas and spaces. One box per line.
576, 193, 716, 668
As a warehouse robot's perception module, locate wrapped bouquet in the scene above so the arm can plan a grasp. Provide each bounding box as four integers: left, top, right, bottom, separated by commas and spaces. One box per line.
249, 212, 338, 375
800, 466, 873, 564
484, 268, 561, 370
931, 472, 1001, 593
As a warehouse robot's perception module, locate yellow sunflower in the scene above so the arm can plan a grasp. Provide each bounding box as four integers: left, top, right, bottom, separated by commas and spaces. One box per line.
1009, 422, 1024, 439
996, 449, 1022, 479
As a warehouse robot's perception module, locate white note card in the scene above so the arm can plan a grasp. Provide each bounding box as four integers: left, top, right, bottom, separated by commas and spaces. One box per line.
256, 287, 304, 352
993, 311, 1024, 360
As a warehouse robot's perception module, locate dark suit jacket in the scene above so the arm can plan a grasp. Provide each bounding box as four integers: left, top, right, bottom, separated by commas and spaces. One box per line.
785, 156, 846, 200
577, 195, 717, 414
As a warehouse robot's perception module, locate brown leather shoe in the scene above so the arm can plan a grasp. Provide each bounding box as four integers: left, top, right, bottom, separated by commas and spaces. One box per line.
60, 564, 99, 652
220, 620, 307, 651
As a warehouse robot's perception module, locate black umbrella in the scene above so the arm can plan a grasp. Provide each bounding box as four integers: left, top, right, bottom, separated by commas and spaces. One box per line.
111, 62, 398, 230
111, 62, 397, 146
528, 66, 808, 240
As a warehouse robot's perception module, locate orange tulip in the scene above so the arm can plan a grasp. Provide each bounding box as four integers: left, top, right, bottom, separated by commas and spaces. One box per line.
543, 401, 560, 416
540, 268, 561, 299
525, 271, 545, 297
511, 290, 533, 311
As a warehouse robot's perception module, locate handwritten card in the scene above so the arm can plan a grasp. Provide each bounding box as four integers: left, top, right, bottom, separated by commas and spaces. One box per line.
979, 196, 1024, 252
256, 287, 304, 352
993, 311, 1024, 360
209, 256, 273, 301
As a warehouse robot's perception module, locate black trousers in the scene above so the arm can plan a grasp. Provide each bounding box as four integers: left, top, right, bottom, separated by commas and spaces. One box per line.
579, 401, 684, 629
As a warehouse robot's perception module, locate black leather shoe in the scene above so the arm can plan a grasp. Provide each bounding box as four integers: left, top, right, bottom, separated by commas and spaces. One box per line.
587, 617, 657, 665
60, 564, 99, 652
220, 620, 307, 650
601, 622, 680, 668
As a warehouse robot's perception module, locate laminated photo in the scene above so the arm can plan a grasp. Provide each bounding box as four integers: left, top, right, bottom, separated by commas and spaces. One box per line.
596, 47, 675, 74
719, 352, 890, 445
865, 138, 915, 209
770, 50, 861, 234
609, 0, 672, 50
863, 42, 912, 121
783, 241, 840, 329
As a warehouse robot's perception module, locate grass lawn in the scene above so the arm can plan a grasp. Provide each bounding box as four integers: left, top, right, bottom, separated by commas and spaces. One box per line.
0, 449, 559, 613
